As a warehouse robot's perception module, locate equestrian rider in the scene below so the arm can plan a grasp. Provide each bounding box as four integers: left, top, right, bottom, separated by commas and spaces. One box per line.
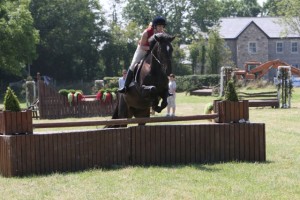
118, 16, 167, 93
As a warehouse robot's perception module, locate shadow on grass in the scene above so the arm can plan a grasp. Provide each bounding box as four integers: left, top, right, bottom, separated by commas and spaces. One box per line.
8, 160, 274, 179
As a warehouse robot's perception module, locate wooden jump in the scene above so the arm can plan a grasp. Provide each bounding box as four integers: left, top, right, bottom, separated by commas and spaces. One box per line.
238, 91, 279, 108
0, 123, 265, 177
32, 114, 219, 128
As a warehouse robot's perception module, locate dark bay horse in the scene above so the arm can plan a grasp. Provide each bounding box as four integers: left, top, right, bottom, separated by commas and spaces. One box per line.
109, 33, 175, 126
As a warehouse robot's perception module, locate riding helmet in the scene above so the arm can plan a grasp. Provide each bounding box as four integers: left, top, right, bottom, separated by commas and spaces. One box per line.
152, 16, 166, 27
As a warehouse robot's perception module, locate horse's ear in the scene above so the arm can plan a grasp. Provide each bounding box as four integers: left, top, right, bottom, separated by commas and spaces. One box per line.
170, 36, 176, 42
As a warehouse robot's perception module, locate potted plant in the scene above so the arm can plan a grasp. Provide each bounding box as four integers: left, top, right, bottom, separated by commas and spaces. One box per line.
0, 87, 33, 135
215, 80, 249, 123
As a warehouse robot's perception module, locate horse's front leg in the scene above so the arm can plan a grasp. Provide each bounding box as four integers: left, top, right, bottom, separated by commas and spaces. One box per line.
152, 90, 168, 113
152, 97, 161, 113
159, 89, 169, 111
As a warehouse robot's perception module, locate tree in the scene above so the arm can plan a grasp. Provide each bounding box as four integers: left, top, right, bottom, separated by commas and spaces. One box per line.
206, 29, 233, 74
189, 36, 206, 74
261, 0, 282, 16
100, 22, 139, 77
188, 0, 222, 34
277, 0, 300, 35
123, 0, 190, 43
0, 0, 39, 77
29, 0, 107, 80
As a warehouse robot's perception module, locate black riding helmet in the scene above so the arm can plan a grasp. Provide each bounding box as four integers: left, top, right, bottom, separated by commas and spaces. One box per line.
152, 16, 166, 27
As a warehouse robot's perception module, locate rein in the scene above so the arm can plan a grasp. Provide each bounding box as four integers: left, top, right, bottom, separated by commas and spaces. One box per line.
150, 42, 167, 73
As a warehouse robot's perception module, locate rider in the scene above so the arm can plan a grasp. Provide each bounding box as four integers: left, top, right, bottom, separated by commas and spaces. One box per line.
118, 16, 167, 93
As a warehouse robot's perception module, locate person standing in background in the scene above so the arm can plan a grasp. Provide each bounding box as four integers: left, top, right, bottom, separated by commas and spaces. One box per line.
118, 69, 127, 89
166, 74, 176, 117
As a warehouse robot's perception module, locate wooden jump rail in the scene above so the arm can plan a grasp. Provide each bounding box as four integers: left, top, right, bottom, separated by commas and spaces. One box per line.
32, 114, 219, 128
0, 101, 266, 177
238, 91, 279, 108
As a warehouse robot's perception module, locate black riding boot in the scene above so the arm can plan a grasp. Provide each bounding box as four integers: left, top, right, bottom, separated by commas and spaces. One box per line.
118, 70, 134, 93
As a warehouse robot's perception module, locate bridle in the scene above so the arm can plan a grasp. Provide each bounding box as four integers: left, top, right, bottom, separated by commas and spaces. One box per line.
150, 40, 170, 73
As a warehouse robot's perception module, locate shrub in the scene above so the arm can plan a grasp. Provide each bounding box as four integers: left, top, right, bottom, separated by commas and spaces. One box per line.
3, 87, 22, 112
224, 80, 238, 102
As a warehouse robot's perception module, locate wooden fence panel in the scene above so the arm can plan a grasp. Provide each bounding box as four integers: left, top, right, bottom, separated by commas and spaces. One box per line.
0, 123, 266, 177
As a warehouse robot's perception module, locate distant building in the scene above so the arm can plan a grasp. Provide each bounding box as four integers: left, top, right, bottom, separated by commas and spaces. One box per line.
219, 17, 300, 69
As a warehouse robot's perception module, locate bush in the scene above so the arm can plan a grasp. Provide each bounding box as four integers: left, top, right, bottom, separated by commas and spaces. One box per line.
224, 80, 238, 102
3, 87, 21, 112
176, 74, 220, 92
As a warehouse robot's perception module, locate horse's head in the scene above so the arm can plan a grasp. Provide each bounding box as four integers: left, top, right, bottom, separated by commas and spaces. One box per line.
150, 33, 175, 76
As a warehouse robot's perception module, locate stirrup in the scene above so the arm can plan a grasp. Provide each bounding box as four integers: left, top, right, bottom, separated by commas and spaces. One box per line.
168, 92, 173, 96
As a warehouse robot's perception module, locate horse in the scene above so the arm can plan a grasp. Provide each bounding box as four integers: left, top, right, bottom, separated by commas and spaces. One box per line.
108, 33, 175, 127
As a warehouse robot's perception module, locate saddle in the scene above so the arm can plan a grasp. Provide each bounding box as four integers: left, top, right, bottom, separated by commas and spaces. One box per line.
128, 56, 157, 99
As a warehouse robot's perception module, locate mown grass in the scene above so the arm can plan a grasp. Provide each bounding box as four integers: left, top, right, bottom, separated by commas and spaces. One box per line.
0, 87, 299, 199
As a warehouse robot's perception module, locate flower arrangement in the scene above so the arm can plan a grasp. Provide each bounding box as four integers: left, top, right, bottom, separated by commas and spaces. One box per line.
96, 88, 117, 103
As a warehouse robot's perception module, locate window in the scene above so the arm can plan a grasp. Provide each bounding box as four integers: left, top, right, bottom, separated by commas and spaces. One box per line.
291, 42, 298, 53
276, 42, 283, 53
248, 42, 256, 54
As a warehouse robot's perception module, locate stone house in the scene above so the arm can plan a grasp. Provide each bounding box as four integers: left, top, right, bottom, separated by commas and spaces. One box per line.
219, 17, 300, 69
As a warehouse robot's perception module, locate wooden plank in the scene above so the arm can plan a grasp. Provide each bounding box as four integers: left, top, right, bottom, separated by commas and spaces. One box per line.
249, 124, 255, 161
114, 128, 120, 165
11, 136, 19, 176
195, 125, 201, 163
254, 124, 260, 161
239, 124, 245, 161
11, 112, 17, 133
219, 124, 225, 162
224, 124, 230, 162
16, 136, 23, 176
5, 112, 12, 134
229, 124, 235, 161
170, 126, 176, 164
52, 134, 58, 172
131, 126, 136, 165
65, 133, 72, 172
180, 126, 186, 164
140, 126, 146, 165
99, 131, 105, 167
259, 124, 266, 161
160, 126, 166, 165
150, 126, 156, 165
57, 133, 63, 172
145, 126, 151, 165
234, 124, 240, 160
90, 131, 97, 168
205, 125, 211, 162
200, 125, 206, 162
214, 125, 220, 162
30, 135, 36, 175
175, 125, 181, 164
190, 125, 196, 163
165, 126, 171, 164
185, 125, 191, 164
210, 125, 215, 162
135, 127, 141, 165
108, 130, 113, 166
244, 124, 250, 161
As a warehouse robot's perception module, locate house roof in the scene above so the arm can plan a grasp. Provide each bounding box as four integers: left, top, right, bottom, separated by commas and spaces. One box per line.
219, 17, 300, 39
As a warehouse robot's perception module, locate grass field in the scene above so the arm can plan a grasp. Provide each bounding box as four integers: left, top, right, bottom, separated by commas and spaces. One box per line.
0, 87, 299, 199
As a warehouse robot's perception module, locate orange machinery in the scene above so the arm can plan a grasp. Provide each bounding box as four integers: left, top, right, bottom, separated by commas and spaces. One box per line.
233, 59, 300, 80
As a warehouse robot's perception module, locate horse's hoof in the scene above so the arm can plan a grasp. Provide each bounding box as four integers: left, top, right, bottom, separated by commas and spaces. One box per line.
153, 107, 162, 113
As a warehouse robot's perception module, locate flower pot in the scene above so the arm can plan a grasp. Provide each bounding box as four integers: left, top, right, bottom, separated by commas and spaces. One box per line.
0, 110, 33, 135
215, 100, 249, 123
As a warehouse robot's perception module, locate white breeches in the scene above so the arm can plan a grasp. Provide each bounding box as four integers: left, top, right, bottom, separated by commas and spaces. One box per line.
129, 45, 147, 71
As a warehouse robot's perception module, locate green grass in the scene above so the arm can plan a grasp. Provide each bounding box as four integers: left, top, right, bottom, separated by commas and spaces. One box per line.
0, 88, 300, 199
